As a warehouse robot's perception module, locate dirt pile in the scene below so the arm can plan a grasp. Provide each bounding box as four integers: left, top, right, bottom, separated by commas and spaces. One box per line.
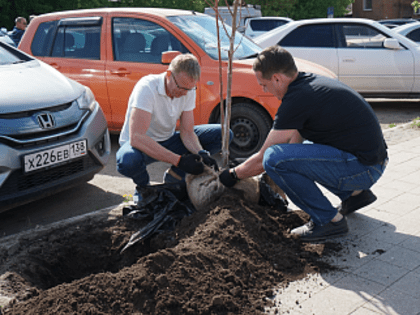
1, 190, 340, 315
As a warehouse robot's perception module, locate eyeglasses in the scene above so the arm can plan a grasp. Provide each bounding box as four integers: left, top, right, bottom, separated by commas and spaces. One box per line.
171, 73, 197, 91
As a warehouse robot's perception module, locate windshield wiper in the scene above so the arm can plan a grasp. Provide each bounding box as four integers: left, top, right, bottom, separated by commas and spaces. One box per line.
240, 53, 258, 60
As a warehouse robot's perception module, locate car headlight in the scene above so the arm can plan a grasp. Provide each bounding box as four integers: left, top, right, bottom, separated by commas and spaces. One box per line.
76, 87, 96, 112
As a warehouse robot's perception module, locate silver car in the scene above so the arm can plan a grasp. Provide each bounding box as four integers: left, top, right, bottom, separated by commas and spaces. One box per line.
0, 42, 110, 213
0, 28, 15, 47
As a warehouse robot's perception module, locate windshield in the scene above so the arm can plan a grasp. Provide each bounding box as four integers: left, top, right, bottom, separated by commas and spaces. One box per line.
0, 42, 31, 65
168, 14, 261, 60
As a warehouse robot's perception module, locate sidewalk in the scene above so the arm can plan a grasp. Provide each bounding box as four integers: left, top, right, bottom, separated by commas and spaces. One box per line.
266, 132, 420, 315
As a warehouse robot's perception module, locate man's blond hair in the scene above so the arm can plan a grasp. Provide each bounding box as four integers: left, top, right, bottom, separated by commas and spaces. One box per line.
169, 54, 200, 81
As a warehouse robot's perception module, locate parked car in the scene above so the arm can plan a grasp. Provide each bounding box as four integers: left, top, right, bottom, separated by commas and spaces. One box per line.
204, 4, 262, 33
393, 21, 420, 43
378, 18, 417, 28
0, 41, 110, 213
0, 27, 15, 46
255, 18, 420, 99
19, 8, 335, 158
244, 17, 293, 38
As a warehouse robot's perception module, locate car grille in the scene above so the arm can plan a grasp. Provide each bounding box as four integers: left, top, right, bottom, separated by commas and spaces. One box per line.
0, 103, 72, 119
0, 154, 99, 198
0, 102, 89, 149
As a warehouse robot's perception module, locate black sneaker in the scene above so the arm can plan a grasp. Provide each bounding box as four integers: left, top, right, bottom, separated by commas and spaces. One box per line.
291, 217, 348, 242
338, 189, 377, 216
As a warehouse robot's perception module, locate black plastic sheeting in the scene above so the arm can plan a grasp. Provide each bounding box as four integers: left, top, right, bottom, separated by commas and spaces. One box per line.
121, 176, 288, 253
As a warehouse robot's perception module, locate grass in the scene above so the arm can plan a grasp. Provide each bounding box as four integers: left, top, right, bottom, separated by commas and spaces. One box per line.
389, 123, 396, 128
411, 117, 420, 128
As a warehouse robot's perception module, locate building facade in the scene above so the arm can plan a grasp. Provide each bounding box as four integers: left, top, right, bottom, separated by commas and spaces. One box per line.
352, 0, 419, 20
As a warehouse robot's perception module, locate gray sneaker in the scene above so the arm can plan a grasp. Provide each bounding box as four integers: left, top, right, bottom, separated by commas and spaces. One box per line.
291, 217, 348, 242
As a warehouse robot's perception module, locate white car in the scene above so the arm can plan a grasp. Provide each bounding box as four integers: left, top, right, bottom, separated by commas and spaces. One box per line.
393, 21, 420, 43
255, 18, 420, 99
244, 17, 293, 38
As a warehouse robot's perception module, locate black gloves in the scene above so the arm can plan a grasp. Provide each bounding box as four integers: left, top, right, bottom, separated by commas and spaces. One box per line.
198, 150, 219, 171
219, 169, 239, 187
177, 154, 204, 175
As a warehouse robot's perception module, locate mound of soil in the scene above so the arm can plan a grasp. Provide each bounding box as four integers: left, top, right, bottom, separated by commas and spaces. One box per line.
1, 190, 340, 315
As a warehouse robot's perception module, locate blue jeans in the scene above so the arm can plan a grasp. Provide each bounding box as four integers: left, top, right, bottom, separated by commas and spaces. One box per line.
116, 124, 232, 186
263, 143, 387, 226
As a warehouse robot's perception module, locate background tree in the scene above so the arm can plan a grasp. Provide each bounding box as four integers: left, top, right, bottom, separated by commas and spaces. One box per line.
413, 1, 420, 13
1, 0, 353, 32
215, 0, 353, 19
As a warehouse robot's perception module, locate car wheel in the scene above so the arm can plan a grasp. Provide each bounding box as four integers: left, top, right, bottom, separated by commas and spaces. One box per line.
229, 103, 272, 159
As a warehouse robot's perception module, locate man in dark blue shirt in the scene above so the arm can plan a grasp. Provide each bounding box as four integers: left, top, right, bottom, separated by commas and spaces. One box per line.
8, 17, 27, 47
219, 45, 388, 242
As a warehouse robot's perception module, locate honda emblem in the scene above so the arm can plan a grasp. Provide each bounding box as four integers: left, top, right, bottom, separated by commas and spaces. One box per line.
37, 113, 55, 129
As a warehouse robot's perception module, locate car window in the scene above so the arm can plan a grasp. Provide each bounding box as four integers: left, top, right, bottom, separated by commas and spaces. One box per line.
250, 19, 289, 32
279, 24, 335, 47
340, 24, 388, 48
0, 42, 32, 65
31, 21, 58, 56
51, 25, 100, 59
406, 28, 420, 42
168, 15, 260, 60
112, 17, 189, 63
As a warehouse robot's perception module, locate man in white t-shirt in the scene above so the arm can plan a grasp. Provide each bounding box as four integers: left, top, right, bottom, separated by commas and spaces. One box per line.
117, 54, 231, 202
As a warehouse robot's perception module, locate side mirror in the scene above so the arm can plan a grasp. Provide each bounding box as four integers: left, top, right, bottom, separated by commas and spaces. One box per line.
383, 38, 401, 49
161, 51, 182, 65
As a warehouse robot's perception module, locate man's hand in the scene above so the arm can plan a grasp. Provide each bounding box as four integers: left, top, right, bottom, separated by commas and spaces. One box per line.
219, 169, 239, 187
198, 150, 219, 171
177, 154, 204, 175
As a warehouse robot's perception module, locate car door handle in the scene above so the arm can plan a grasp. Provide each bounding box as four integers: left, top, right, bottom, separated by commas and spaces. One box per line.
49, 63, 61, 69
110, 69, 131, 76
342, 58, 355, 62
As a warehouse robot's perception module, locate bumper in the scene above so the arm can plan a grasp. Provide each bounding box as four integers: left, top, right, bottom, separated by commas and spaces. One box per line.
0, 103, 111, 213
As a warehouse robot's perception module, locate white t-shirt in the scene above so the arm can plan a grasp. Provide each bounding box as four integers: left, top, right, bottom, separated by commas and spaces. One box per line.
119, 72, 196, 146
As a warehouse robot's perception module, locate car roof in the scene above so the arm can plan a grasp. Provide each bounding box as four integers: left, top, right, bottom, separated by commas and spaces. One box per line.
34, 7, 202, 19
378, 18, 417, 24
392, 21, 420, 33
279, 17, 382, 26
256, 17, 390, 33
248, 16, 293, 21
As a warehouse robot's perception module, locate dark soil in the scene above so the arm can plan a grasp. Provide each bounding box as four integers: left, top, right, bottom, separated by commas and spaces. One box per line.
1, 190, 341, 315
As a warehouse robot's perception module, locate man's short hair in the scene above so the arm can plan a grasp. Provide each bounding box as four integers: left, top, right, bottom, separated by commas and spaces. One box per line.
253, 45, 297, 80
15, 17, 26, 24
169, 53, 201, 81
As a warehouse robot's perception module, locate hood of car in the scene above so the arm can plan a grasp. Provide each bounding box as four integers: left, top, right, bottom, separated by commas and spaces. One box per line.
0, 60, 84, 112
233, 56, 337, 79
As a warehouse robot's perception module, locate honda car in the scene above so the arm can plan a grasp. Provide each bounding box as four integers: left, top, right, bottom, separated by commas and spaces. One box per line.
0, 41, 110, 212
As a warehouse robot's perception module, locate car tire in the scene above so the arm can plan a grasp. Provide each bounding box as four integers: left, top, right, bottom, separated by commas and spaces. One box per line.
228, 102, 272, 159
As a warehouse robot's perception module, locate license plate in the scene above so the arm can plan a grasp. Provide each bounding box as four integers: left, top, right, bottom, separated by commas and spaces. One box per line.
24, 140, 87, 173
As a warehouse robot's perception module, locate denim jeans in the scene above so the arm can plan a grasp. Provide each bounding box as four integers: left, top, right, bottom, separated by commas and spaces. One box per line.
116, 124, 232, 186
263, 143, 387, 226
